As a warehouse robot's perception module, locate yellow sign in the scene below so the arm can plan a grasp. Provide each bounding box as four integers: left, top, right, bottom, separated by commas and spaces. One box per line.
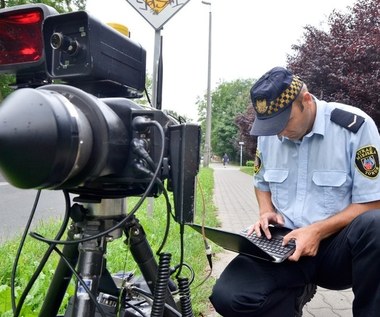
126, 0, 191, 30
145, 0, 171, 14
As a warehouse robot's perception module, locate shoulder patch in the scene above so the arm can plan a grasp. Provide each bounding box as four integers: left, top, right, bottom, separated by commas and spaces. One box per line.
253, 149, 262, 175
330, 108, 365, 133
355, 145, 379, 178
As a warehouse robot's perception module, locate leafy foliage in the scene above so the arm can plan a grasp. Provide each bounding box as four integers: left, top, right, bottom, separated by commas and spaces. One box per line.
287, 0, 380, 122
0, 75, 13, 101
235, 103, 257, 158
198, 79, 253, 162
236, 0, 380, 155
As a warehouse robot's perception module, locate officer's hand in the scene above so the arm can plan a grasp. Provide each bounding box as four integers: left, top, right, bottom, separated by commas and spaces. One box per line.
248, 212, 284, 239
283, 226, 321, 261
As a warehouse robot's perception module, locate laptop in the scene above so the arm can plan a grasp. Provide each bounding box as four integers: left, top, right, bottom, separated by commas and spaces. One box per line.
189, 224, 296, 263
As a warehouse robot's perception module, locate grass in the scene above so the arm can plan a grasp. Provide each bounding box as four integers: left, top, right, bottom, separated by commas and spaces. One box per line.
0, 167, 219, 316
240, 166, 254, 176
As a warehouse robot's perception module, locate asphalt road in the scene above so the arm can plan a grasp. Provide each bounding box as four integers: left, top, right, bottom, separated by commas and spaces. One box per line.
0, 174, 66, 243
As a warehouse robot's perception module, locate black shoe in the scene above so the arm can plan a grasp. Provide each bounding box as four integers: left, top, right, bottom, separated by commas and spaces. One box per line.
295, 284, 317, 317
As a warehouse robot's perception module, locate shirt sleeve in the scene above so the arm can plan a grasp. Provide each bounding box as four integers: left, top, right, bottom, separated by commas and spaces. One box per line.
253, 138, 270, 191
351, 115, 380, 203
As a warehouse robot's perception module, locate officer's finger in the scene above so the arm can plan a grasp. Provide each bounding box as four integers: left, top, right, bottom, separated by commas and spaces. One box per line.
275, 214, 285, 226
247, 224, 255, 236
282, 232, 292, 245
261, 221, 272, 239
254, 222, 262, 237
288, 248, 301, 261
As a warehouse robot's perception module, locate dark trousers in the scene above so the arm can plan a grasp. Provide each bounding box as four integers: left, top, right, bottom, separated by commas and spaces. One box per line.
209, 210, 380, 317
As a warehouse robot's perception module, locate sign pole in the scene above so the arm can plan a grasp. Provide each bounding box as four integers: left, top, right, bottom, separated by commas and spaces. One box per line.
152, 29, 162, 109
126, 0, 191, 215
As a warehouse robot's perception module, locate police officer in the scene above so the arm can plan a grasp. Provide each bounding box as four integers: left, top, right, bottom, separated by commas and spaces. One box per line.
209, 67, 380, 316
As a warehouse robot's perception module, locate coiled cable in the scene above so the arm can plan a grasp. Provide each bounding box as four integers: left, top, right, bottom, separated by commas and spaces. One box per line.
177, 276, 193, 317
151, 253, 172, 317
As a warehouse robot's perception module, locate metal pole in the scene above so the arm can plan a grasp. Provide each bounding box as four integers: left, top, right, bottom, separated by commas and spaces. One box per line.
149, 29, 162, 216
239, 141, 244, 167
240, 144, 243, 167
152, 28, 162, 109
202, 1, 212, 167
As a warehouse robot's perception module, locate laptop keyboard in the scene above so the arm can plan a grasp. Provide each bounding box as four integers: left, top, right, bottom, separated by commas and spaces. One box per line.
241, 229, 295, 256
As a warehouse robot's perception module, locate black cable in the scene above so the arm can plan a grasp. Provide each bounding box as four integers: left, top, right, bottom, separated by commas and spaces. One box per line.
171, 263, 195, 296
144, 87, 153, 108
182, 263, 195, 286
155, 182, 173, 255
11, 189, 41, 315
30, 119, 166, 246
131, 287, 182, 317
175, 224, 185, 279
131, 138, 156, 171
128, 142, 174, 255
177, 276, 193, 317
50, 244, 107, 317
13, 190, 71, 317
151, 253, 172, 317
124, 300, 148, 317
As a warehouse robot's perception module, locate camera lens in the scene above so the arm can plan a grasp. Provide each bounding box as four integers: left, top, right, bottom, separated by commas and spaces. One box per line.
50, 32, 79, 55
0, 85, 129, 190
50, 32, 64, 49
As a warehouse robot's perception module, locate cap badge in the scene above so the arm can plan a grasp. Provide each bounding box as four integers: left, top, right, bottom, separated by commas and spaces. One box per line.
256, 99, 268, 114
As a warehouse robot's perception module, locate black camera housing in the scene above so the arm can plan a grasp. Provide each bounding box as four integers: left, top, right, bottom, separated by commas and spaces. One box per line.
0, 4, 201, 223
43, 11, 146, 98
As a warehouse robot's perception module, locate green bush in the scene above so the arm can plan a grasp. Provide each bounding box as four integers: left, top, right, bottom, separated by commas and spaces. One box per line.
246, 160, 254, 167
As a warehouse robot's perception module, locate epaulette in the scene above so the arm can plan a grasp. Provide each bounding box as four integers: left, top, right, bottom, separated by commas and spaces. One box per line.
330, 108, 365, 133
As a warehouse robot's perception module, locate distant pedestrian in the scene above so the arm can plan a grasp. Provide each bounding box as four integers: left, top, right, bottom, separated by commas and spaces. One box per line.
222, 153, 229, 167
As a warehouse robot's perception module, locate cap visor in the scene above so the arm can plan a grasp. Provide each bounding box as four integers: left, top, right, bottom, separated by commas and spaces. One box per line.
250, 106, 291, 136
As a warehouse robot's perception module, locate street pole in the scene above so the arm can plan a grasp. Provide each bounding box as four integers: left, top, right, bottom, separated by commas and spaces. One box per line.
239, 141, 244, 167
202, 1, 212, 167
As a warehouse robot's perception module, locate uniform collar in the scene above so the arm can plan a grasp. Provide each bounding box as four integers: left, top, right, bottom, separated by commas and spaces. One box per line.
305, 96, 325, 138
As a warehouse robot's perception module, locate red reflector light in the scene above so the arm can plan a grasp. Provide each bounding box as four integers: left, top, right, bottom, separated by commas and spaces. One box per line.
0, 9, 44, 66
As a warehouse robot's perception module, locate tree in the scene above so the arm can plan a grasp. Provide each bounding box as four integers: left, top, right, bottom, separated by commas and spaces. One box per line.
287, 0, 380, 122
198, 78, 253, 162
236, 0, 380, 156
235, 103, 257, 159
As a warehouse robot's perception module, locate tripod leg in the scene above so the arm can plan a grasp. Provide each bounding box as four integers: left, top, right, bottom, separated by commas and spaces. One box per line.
124, 216, 179, 317
39, 227, 79, 317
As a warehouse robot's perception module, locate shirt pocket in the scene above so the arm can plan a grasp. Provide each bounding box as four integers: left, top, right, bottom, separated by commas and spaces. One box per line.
312, 171, 347, 215
263, 169, 289, 210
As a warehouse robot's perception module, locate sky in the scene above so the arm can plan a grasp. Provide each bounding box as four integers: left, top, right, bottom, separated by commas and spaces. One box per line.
86, 0, 357, 121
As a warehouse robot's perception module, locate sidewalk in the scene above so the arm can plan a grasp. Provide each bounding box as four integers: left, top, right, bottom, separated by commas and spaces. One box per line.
207, 162, 354, 317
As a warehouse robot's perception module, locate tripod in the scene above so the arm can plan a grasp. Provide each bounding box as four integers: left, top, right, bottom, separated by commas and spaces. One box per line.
36, 198, 191, 317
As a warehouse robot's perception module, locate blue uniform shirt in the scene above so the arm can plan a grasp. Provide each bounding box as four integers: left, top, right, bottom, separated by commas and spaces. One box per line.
254, 98, 380, 229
